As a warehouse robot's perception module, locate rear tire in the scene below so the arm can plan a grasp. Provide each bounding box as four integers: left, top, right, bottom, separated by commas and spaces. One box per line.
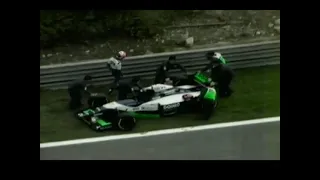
200, 99, 217, 120
116, 115, 136, 131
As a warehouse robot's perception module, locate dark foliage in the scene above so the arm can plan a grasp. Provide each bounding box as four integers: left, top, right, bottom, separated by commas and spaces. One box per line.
40, 10, 194, 49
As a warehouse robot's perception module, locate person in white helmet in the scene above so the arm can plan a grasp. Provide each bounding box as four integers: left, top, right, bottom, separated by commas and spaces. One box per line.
106, 51, 127, 86
201, 51, 234, 97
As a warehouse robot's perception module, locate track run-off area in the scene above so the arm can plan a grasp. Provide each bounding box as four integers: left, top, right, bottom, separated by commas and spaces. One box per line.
40, 116, 280, 160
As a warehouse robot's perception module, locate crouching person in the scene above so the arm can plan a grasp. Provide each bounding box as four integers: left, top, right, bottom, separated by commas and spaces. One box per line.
202, 52, 235, 97
67, 75, 92, 110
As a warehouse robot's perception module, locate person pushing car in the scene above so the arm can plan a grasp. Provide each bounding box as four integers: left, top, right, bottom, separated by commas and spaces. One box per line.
201, 52, 234, 97
154, 55, 187, 84
67, 75, 92, 110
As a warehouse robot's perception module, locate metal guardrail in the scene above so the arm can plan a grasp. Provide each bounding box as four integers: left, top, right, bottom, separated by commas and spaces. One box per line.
40, 40, 280, 89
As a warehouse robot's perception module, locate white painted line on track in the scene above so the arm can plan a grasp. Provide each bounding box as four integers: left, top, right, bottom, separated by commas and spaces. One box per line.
40, 116, 280, 149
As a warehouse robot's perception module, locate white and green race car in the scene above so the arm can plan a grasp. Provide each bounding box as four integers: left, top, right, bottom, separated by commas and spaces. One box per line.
76, 72, 218, 131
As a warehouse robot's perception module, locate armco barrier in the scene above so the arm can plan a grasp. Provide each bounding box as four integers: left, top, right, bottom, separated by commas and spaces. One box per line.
40, 40, 280, 89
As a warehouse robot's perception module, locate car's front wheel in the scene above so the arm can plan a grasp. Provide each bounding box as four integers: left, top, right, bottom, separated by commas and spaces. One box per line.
116, 115, 136, 131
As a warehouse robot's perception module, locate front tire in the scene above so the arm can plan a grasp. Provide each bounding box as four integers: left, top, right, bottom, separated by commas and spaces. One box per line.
116, 115, 136, 131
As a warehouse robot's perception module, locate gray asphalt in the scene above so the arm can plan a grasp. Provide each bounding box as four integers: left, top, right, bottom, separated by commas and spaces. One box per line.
40, 121, 280, 160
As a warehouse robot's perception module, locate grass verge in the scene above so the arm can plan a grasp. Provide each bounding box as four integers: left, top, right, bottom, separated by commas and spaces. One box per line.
40, 65, 280, 143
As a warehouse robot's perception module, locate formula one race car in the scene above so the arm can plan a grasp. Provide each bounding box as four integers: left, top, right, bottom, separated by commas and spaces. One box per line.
76, 72, 217, 131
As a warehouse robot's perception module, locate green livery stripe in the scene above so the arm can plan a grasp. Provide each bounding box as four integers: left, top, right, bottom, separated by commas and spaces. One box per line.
128, 112, 160, 118
204, 88, 217, 100
97, 119, 111, 126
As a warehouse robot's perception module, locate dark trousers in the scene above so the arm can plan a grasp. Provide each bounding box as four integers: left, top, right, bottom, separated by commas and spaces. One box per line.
108, 69, 123, 95
154, 69, 166, 84
220, 66, 234, 96
108, 69, 122, 95
111, 69, 122, 85
68, 89, 83, 110
212, 65, 234, 97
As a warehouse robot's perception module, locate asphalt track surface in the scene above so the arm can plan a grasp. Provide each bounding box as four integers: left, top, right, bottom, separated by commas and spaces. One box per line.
40, 121, 280, 160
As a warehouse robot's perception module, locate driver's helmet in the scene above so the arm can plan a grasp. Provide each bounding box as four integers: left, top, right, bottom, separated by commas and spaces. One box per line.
115, 51, 127, 60
213, 52, 222, 59
207, 52, 222, 61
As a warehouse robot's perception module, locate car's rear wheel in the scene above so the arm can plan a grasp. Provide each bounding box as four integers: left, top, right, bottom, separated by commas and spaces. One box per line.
200, 99, 217, 120
117, 115, 136, 131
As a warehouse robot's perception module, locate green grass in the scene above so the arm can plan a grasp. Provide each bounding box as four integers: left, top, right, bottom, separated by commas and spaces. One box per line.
40, 65, 280, 143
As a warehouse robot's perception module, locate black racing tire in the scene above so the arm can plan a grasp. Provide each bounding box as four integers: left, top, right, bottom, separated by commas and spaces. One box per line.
199, 99, 217, 120
90, 122, 98, 131
116, 115, 136, 131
